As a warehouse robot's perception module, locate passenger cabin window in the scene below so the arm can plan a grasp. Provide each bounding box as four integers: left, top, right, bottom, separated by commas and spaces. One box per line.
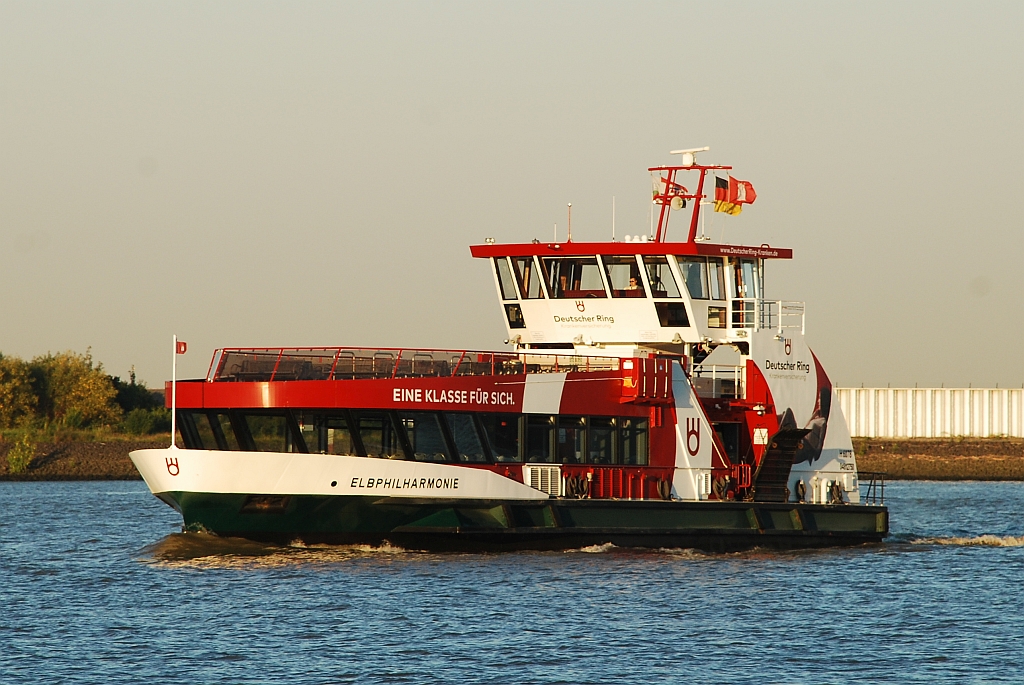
643, 256, 681, 298
398, 412, 451, 462
602, 256, 647, 298
479, 413, 521, 462
494, 258, 519, 301
247, 414, 299, 453
557, 416, 586, 464
588, 417, 616, 464
526, 415, 555, 463
619, 417, 649, 465
353, 410, 406, 459
325, 415, 358, 455
511, 256, 545, 299
445, 413, 488, 463
541, 257, 607, 299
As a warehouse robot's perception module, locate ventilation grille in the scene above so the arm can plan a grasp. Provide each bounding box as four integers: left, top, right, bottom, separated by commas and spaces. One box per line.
524, 465, 563, 497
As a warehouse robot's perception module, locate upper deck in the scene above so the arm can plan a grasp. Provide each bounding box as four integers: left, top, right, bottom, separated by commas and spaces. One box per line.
205, 346, 622, 383
469, 149, 804, 353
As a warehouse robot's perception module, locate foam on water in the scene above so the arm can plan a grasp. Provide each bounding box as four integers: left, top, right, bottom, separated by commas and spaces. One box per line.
910, 534, 1024, 547
138, 533, 415, 569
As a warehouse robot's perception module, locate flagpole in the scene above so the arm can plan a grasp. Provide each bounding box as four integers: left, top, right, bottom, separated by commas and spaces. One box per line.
171, 334, 178, 449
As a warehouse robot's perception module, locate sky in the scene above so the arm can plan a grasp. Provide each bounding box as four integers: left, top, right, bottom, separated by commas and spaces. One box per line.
1, 1, 1022, 389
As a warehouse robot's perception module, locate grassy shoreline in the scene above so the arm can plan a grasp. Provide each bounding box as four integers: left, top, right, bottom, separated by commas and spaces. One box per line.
2, 436, 1023, 482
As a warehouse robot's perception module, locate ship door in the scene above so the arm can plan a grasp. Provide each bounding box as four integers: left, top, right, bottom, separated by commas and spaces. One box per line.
713, 423, 741, 463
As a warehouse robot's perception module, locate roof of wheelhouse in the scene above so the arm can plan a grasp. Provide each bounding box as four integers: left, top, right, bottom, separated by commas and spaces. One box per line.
470, 241, 792, 259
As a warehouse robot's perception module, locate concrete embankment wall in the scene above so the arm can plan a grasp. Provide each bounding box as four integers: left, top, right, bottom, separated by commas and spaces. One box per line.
838, 388, 1024, 438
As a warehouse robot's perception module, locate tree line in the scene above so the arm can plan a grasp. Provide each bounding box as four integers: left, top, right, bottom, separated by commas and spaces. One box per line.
0, 349, 168, 436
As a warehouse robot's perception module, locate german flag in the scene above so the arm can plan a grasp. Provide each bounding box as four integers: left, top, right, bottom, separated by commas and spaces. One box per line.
714, 176, 757, 216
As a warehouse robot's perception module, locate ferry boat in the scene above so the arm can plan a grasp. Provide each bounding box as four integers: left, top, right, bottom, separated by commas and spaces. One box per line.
131, 149, 888, 552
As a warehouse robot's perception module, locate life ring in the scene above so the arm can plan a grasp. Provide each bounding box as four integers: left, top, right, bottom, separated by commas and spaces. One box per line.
577, 476, 590, 498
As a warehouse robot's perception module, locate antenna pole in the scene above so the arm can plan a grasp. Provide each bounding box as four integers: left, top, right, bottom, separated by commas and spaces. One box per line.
567, 203, 572, 242
170, 334, 177, 449
612, 196, 616, 240
686, 169, 708, 243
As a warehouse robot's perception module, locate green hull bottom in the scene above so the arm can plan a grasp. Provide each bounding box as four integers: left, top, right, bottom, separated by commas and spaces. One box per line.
158, 492, 889, 552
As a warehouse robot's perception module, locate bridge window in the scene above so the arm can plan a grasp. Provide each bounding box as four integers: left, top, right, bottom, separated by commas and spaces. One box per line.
398, 412, 451, 462
505, 303, 526, 329
493, 258, 519, 301
655, 302, 690, 327
643, 256, 681, 298
708, 258, 726, 300
733, 258, 760, 299
541, 257, 607, 299
446, 413, 489, 463
480, 413, 521, 462
602, 256, 647, 298
512, 256, 545, 299
676, 257, 709, 299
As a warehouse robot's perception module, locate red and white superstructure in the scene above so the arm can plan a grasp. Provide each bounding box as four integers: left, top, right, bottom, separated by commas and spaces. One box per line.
130, 149, 886, 551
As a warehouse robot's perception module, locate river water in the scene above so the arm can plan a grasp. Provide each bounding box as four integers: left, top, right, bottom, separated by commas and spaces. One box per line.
2, 480, 1022, 684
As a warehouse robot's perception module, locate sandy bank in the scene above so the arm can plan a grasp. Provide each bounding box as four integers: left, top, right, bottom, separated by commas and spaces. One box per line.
2, 437, 1023, 481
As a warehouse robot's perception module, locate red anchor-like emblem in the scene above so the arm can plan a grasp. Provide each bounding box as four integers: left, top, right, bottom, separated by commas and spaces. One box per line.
165, 456, 180, 476
784, 338, 792, 356
686, 417, 700, 456
576, 300, 585, 312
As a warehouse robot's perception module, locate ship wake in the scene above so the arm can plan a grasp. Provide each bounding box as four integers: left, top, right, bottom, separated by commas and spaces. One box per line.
910, 534, 1024, 548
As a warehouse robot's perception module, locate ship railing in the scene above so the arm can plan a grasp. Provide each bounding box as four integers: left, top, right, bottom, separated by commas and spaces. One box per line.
691, 364, 744, 399
730, 299, 805, 335
859, 471, 886, 505
207, 347, 621, 382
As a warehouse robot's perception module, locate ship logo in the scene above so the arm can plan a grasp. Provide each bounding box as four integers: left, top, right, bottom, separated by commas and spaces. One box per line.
575, 300, 586, 312
165, 456, 180, 476
784, 338, 792, 356
686, 417, 700, 456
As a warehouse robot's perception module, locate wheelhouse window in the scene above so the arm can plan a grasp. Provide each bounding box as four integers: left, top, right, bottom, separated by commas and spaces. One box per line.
707, 258, 726, 300
540, 257, 607, 299
511, 256, 545, 299
602, 256, 646, 298
733, 258, 760, 299
643, 256, 681, 298
676, 257, 709, 299
494, 258, 519, 301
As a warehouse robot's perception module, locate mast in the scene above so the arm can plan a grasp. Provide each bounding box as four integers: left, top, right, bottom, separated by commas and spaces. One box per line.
649, 147, 730, 243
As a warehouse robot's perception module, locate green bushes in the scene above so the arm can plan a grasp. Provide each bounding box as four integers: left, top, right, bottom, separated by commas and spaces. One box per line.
122, 408, 171, 435
6, 434, 36, 474
0, 349, 168, 440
